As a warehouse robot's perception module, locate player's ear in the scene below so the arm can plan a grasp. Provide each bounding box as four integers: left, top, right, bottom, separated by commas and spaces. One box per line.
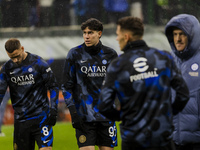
21, 46, 24, 52
98, 31, 102, 38
124, 33, 130, 43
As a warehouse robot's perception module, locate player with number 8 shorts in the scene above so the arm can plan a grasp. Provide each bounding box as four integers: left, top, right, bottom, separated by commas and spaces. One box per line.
0, 38, 59, 150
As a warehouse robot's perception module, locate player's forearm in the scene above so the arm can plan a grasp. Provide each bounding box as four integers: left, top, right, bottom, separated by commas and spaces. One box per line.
98, 99, 121, 121
0, 95, 4, 105
62, 90, 75, 107
50, 87, 59, 111
0, 89, 7, 105
0, 71, 8, 105
98, 88, 121, 121
171, 80, 189, 115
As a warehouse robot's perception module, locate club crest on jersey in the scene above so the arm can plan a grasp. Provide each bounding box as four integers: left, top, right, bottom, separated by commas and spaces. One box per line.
28, 67, 33, 72
191, 63, 199, 71
102, 59, 107, 65
130, 57, 158, 82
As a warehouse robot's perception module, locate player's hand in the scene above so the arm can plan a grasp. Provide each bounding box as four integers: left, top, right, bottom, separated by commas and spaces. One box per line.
47, 109, 57, 126
68, 105, 84, 130
71, 113, 84, 130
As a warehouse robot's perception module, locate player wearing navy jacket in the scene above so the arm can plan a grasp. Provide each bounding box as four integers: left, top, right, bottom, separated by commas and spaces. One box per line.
98, 16, 189, 150
0, 38, 59, 150
62, 18, 118, 150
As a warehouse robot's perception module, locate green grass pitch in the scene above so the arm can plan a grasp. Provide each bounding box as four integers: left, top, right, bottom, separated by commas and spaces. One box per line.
0, 121, 122, 150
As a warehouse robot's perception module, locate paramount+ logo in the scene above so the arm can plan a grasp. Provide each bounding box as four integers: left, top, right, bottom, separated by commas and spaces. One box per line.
130, 57, 158, 82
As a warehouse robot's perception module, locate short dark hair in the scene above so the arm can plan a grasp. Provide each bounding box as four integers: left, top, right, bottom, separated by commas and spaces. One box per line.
81, 18, 103, 31
5, 38, 21, 53
117, 16, 144, 37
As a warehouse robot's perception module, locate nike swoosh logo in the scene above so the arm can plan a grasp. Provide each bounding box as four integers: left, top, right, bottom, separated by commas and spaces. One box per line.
112, 140, 116, 144
10, 72, 15, 74
80, 60, 87, 63
43, 140, 50, 143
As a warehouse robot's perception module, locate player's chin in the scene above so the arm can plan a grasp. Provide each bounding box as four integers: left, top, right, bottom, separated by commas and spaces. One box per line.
15, 62, 21, 65
85, 43, 92, 47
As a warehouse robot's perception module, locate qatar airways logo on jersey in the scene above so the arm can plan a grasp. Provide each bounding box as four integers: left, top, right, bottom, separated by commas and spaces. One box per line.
81, 65, 107, 77
130, 57, 158, 82
11, 74, 35, 85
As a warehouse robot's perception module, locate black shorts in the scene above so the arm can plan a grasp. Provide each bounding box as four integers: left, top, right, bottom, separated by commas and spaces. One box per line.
75, 121, 117, 148
14, 117, 53, 150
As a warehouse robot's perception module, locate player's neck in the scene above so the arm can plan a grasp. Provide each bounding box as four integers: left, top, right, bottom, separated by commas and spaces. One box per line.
23, 52, 28, 61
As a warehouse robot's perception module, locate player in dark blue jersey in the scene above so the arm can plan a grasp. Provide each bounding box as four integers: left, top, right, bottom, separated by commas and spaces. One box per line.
62, 18, 118, 150
0, 38, 59, 150
97, 16, 189, 150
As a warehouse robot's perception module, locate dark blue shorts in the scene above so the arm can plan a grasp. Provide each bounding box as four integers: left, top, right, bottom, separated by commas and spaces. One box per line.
75, 121, 117, 148
14, 117, 53, 150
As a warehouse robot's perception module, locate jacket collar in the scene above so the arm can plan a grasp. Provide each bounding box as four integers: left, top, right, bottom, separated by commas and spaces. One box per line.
123, 40, 148, 52
84, 41, 102, 55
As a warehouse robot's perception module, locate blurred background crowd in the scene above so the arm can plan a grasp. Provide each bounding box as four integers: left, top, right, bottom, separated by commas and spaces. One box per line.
0, 0, 200, 29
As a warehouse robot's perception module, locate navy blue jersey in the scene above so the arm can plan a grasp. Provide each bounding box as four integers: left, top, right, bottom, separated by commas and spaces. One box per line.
62, 41, 118, 122
98, 40, 189, 147
0, 52, 59, 121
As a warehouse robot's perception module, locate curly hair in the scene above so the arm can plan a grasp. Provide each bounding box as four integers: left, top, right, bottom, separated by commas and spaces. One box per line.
81, 18, 103, 32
